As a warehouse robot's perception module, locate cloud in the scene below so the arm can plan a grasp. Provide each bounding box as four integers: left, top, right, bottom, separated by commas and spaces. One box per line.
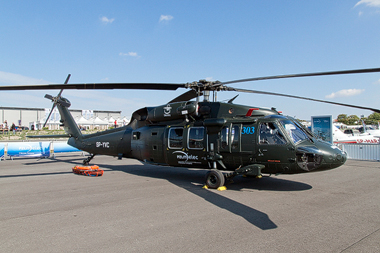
100, 16, 115, 24
355, 0, 380, 7
325, 89, 365, 99
159, 15, 173, 22
0, 71, 49, 85
119, 52, 139, 57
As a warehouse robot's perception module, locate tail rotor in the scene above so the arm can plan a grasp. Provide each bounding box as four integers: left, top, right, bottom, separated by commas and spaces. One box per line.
43, 74, 72, 127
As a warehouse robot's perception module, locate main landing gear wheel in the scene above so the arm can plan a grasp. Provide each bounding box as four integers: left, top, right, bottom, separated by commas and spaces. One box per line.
205, 169, 225, 189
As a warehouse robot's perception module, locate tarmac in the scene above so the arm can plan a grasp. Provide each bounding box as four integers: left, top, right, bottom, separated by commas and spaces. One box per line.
1, 153, 379, 252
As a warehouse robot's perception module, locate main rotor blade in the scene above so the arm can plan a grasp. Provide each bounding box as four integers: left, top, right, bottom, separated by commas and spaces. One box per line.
220, 67, 380, 86
229, 87, 380, 113
0, 82, 186, 91
168, 90, 201, 103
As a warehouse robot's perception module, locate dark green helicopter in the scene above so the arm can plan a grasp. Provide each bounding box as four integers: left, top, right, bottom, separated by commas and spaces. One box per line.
1, 68, 380, 189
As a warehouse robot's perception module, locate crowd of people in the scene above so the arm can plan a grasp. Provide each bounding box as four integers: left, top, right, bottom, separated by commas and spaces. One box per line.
1, 121, 18, 134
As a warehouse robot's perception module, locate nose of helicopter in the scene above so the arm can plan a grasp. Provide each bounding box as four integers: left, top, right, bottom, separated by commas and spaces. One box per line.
316, 141, 347, 170
324, 145, 347, 169
296, 141, 347, 172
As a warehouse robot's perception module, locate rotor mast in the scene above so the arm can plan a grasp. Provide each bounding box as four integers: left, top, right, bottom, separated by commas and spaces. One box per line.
187, 79, 222, 102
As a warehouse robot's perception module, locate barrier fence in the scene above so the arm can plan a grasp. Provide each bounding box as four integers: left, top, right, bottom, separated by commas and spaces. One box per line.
0, 141, 81, 160
338, 143, 380, 161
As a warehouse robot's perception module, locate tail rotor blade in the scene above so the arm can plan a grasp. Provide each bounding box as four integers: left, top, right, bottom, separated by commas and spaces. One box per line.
57, 88, 64, 98
43, 104, 56, 128
64, 74, 71, 84
44, 94, 54, 101
57, 74, 70, 98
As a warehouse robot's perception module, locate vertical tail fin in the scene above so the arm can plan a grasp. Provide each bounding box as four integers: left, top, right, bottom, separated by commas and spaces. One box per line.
56, 102, 82, 139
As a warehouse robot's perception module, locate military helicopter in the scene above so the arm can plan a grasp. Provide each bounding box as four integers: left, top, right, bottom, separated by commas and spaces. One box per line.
1, 68, 380, 189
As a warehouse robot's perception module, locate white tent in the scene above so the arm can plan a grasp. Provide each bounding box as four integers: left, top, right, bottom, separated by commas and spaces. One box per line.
108, 117, 116, 127
46, 119, 61, 130
76, 116, 91, 129
92, 117, 108, 130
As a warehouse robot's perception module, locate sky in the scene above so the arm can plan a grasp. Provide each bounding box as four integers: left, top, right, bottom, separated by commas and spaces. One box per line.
1, 0, 380, 121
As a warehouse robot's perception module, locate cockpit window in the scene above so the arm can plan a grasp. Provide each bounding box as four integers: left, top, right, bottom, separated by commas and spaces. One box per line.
280, 120, 309, 144
259, 122, 287, 145
293, 119, 315, 139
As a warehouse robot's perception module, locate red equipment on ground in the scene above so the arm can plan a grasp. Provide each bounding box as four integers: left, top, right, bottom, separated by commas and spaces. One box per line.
72, 165, 104, 177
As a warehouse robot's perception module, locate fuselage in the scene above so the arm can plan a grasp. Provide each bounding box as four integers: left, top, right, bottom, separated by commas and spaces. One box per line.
66, 101, 347, 175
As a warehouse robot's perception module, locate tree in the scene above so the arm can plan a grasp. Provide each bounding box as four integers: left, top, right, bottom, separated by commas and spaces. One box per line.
347, 115, 360, 125
337, 114, 348, 124
366, 113, 380, 125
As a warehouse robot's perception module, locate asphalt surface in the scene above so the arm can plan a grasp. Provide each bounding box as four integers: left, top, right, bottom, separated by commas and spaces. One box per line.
1, 154, 379, 252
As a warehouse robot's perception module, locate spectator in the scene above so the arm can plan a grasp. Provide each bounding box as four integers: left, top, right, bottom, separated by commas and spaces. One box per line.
10, 123, 16, 134
3, 121, 8, 134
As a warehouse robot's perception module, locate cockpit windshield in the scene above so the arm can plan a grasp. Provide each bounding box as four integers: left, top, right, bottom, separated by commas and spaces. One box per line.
280, 120, 310, 144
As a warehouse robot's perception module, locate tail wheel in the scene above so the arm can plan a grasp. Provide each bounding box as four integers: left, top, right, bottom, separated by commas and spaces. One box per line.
205, 169, 225, 189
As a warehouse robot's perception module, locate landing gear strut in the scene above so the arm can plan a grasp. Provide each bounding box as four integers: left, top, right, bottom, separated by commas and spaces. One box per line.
83, 154, 96, 165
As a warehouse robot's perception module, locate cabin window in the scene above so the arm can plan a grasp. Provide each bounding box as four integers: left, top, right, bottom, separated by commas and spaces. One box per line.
188, 127, 204, 149
231, 125, 240, 150
259, 122, 287, 145
221, 127, 229, 149
220, 125, 240, 151
168, 127, 183, 149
